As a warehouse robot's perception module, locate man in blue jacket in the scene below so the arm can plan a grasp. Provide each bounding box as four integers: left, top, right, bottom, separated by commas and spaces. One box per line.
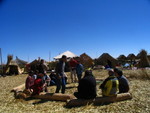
76, 61, 84, 82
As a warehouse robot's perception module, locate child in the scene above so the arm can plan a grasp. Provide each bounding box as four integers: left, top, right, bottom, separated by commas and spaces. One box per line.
31, 73, 44, 96
42, 72, 51, 92
49, 71, 57, 86
25, 71, 35, 91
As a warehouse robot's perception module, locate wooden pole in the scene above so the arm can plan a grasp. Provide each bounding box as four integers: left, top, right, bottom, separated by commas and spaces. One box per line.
0, 48, 3, 76
66, 93, 132, 107
32, 93, 76, 101
11, 83, 25, 92
49, 51, 51, 62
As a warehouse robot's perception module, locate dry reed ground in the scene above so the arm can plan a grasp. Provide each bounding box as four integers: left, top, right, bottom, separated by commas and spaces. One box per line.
0, 69, 150, 113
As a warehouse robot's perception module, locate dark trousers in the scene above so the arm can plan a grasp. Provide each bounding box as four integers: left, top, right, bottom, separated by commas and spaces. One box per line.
74, 92, 81, 99
55, 77, 66, 94
77, 74, 82, 81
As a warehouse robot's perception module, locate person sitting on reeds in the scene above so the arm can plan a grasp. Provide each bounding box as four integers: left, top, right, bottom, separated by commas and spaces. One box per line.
31, 73, 45, 96
114, 68, 129, 93
100, 69, 119, 97
74, 69, 97, 99
32, 70, 39, 80
49, 70, 57, 86
25, 71, 35, 92
42, 72, 51, 92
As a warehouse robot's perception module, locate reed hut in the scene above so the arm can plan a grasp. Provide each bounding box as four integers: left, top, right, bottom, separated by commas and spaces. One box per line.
4, 55, 25, 75
138, 49, 150, 68
80, 53, 93, 68
96, 53, 118, 68
136, 53, 141, 59
147, 55, 150, 62
27, 59, 40, 72
127, 54, 136, 63
117, 54, 127, 65
15, 56, 28, 68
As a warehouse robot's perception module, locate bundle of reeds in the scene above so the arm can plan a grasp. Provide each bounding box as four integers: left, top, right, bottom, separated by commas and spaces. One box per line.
138, 49, 150, 68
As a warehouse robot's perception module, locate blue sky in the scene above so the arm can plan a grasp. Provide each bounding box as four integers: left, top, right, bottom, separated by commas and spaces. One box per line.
0, 0, 150, 63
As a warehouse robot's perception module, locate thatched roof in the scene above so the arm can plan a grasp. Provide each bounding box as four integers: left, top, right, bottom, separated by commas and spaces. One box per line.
4, 55, 25, 75
80, 53, 93, 68
136, 53, 141, 59
29, 59, 40, 66
127, 54, 136, 60
117, 55, 127, 60
96, 53, 118, 68
136, 50, 150, 59
15, 57, 28, 68
147, 55, 150, 61
138, 49, 150, 68
9, 60, 18, 66
80, 53, 93, 61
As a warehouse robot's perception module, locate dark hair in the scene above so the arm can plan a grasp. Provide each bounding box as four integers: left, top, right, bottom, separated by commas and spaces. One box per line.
34, 70, 39, 74
62, 55, 67, 59
114, 68, 123, 76
84, 70, 93, 77
29, 71, 34, 76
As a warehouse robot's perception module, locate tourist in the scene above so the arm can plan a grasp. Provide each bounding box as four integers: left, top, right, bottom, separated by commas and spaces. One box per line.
114, 68, 130, 93
25, 71, 35, 91
42, 72, 51, 92
69, 58, 78, 83
32, 70, 39, 80
100, 69, 119, 97
31, 73, 44, 96
76, 60, 84, 81
38, 59, 48, 74
74, 70, 97, 99
55, 55, 67, 94
49, 70, 57, 86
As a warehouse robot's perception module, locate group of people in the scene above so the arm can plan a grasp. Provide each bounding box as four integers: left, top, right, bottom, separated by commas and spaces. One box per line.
25, 56, 84, 95
25, 55, 130, 99
25, 59, 52, 95
74, 68, 129, 99
25, 71, 51, 96
55, 55, 84, 94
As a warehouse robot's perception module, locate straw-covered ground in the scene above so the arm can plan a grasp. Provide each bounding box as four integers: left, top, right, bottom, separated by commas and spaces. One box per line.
0, 69, 150, 113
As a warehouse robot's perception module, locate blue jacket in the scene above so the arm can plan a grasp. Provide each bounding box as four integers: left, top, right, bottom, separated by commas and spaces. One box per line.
76, 64, 84, 75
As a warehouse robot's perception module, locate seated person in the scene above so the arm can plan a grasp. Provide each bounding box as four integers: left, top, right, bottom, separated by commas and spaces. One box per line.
100, 69, 119, 97
114, 68, 130, 93
42, 72, 51, 92
25, 71, 35, 91
49, 71, 57, 86
74, 70, 97, 99
31, 73, 44, 96
32, 70, 39, 80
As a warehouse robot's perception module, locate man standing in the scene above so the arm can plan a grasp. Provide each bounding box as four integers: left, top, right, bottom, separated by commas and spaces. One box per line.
38, 59, 48, 74
76, 61, 84, 82
55, 55, 67, 94
69, 58, 78, 83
